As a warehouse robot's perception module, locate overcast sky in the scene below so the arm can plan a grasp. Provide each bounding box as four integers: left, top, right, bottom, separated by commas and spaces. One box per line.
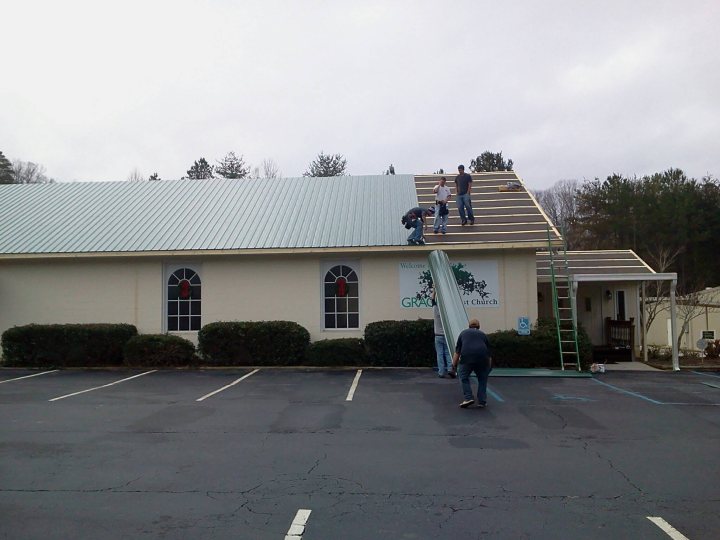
2, 0, 718, 189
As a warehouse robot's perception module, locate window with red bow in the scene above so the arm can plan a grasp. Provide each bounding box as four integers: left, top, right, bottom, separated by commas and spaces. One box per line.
167, 268, 201, 331
323, 264, 359, 329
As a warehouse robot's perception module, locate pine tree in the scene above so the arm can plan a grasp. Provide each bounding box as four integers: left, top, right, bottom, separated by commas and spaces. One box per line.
469, 151, 514, 172
0, 151, 15, 184
216, 151, 249, 179
303, 152, 347, 177
185, 158, 215, 179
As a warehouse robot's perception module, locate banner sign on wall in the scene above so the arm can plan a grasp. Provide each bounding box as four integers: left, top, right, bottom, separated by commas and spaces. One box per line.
399, 260, 500, 309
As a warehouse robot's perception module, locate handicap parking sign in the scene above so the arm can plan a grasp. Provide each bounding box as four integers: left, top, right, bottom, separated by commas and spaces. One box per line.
518, 316, 530, 336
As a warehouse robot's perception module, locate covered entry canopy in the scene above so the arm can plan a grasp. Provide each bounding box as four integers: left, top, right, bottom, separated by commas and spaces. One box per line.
537, 250, 680, 370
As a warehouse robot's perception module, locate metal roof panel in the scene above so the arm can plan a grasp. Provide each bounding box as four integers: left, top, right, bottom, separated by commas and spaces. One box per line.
0, 176, 415, 254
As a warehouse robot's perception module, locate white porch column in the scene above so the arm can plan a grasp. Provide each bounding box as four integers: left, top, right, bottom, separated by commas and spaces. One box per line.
641, 281, 648, 364
670, 279, 679, 371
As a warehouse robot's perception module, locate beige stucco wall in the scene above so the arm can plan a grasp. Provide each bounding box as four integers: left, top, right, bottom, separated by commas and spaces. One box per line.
202, 255, 323, 337
645, 300, 720, 350
202, 249, 538, 340
0, 249, 539, 346
0, 258, 163, 335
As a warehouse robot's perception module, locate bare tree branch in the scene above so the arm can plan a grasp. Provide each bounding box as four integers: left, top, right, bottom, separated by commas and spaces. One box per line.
674, 287, 720, 352
642, 246, 683, 334
533, 179, 580, 248
261, 158, 280, 179
11, 159, 54, 184
127, 168, 145, 182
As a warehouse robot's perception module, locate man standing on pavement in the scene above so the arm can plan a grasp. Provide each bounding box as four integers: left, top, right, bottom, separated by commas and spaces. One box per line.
432, 176, 452, 234
432, 290, 455, 378
454, 164, 475, 226
452, 318, 492, 408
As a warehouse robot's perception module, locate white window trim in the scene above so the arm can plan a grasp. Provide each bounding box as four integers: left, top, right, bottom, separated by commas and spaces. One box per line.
320, 260, 361, 331
163, 262, 203, 333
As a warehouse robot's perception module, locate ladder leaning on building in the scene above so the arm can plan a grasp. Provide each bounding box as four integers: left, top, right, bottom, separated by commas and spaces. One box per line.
546, 226, 581, 371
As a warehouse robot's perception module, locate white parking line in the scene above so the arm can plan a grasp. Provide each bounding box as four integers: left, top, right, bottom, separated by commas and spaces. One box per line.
195, 369, 260, 402
0, 370, 58, 384
345, 369, 362, 401
647, 517, 690, 540
48, 371, 157, 402
285, 508, 312, 539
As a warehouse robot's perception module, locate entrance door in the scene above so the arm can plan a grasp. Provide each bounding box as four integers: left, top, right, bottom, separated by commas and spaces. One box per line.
615, 290, 627, 321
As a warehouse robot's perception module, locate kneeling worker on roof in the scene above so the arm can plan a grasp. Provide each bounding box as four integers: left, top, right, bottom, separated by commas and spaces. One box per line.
401, 206, 434, 245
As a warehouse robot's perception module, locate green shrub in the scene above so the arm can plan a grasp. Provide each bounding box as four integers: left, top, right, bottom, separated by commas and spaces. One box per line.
489, 318, 593, 369
198, 321, 310, 365
197, 322, 251, 365
123, 334, 196, 367
364, 319, 435, 367
305, 338, 367, 366
1, 323, 138, 367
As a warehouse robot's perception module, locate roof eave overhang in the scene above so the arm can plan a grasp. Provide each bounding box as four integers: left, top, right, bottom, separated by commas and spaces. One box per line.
569, 272, 678, 282
0, 241, 554, 261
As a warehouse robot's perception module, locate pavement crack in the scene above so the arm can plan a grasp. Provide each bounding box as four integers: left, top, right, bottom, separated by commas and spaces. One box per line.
113, 476, 142, 490
546, 407, 568, 429
598, 453, 645, 495
307, 452, 327, 475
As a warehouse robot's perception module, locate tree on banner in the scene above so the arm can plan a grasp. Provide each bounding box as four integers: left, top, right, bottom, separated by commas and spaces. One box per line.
416, 263, 490, 299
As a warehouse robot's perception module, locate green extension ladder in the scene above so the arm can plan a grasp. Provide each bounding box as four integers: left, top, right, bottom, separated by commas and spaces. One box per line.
546, 226, 581, 371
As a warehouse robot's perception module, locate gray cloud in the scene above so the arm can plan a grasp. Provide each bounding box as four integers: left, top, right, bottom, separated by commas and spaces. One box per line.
1, 0, 718, 188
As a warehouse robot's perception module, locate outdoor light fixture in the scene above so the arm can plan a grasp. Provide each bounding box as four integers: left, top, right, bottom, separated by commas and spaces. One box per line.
605, 290, 612, 301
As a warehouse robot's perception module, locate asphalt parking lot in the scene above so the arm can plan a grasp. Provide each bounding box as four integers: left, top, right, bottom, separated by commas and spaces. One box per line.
1, 368, 719, 539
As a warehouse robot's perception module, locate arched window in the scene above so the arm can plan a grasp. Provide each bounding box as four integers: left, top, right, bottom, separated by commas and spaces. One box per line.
167, 267, 201, 331
323, 264, 359, 329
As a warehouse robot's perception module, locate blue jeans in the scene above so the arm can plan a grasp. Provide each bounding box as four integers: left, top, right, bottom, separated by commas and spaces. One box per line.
457, 360, 492, 404
407, 219, 423, 242
434, 335, 452, 375
456, 194, 474, 223
433, 205, 448, 232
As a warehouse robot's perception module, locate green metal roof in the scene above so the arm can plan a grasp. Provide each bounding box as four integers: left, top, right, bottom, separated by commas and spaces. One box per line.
0, 175, 417, 255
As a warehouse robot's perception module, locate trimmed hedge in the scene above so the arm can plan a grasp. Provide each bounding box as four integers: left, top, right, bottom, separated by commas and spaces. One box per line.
0, 318, 592, 369
123, 334, 196, 367
490, 318, 593, 369
363, 318, 592, 370
198, 321, 310, 365
1, 323, 138, 367
305, 338, 367, 366
364, 319, 435, 367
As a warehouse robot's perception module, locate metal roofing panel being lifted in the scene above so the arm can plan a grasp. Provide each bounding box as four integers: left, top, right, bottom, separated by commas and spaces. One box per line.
0, 176, 418, 255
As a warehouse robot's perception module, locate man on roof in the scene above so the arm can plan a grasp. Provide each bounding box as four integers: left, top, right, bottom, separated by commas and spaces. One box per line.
401, 206, 434, 245
454, 164, 475, 226
432, 176, 452, 234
